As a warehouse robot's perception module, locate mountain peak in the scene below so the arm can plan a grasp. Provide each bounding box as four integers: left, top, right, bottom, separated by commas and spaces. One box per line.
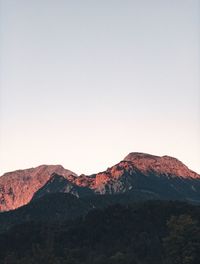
124, 152, 159, 160
0, 165, 77, 211
123, 152, 199, 179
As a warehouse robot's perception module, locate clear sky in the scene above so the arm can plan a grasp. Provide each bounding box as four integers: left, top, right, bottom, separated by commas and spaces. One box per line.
0, 0, 200, 175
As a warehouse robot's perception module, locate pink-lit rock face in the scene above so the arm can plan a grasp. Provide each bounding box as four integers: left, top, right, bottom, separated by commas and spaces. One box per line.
123, 152, 199, 179
0, 165, 77, 211
0, 153, 200, 211
73, 174, 95, 188
91, 162, 134, 191
72, 153, 200, 195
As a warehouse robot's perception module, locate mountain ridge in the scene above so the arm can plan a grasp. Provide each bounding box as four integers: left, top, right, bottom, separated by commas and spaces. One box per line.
0, 152, 200, 211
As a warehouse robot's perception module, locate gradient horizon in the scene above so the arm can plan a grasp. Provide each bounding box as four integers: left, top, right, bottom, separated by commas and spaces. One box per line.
0, 0, 200, 175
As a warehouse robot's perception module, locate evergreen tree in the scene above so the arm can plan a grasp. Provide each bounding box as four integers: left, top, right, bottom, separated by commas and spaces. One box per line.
163, 214, 200, 264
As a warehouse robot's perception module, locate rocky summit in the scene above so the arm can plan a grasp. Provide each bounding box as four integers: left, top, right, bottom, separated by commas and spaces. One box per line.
0, 153, 200, 211
0, 165, 77, 211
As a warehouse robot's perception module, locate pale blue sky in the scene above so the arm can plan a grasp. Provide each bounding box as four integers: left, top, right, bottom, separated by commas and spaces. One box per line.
0, 0, 200, 175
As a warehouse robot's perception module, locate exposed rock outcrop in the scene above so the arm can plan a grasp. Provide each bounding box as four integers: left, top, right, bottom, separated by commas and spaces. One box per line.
0, 165, 76, 211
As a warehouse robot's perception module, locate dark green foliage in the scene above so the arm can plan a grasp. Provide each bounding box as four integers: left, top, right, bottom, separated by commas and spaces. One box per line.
0, 193, 92, 233
0, 197, 200, 264
163, 214, 200, 264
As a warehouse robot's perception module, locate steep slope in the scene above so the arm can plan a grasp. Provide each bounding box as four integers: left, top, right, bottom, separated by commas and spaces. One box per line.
32, 173, 94, 200
0, 165, 77, 211
0, 152, 200, 212
83, 153, 200, 202
68, 152, 200, 201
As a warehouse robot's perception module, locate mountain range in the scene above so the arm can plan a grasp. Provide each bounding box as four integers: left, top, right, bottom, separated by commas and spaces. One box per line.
0, 152, 200, 212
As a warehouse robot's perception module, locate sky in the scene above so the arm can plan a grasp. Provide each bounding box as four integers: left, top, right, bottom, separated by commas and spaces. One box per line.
0, 0, 200, 175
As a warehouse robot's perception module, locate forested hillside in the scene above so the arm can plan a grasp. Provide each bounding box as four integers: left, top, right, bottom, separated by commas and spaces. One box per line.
1, 200, 200, 264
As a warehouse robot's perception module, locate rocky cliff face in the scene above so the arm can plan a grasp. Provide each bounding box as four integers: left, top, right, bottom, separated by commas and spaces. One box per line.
123, 152, 199, 179
0, 165, 76, 211
0, 153, 200, 211
67, 152, 200, 202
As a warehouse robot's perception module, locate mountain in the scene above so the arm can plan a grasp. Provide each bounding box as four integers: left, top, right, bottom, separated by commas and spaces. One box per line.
0, 165, 77, 211
124, 152, 199, 178
84, 153, 200, 201
0, 152, 200, 212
